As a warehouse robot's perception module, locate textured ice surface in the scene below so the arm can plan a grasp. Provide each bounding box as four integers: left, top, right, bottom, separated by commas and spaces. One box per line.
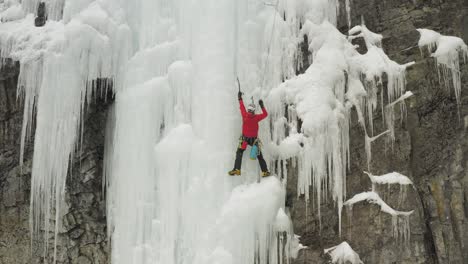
0, 0, 418, 262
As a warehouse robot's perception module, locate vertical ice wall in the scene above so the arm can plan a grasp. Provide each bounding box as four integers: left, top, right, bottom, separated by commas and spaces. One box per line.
105, 0, 299, 263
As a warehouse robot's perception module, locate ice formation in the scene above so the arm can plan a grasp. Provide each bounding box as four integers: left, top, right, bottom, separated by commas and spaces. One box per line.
344, 191, 413, 242
0, 2, 131, 260
267, 19, 414, 232
0, 0, 420, 263
417, 28, 468, 105
365, 171, 413, 187
365, 171, 413, 206
324, 241, 363, 264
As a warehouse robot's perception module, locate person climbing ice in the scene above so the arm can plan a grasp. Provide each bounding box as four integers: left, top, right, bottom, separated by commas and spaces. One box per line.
228, 91, 271, 177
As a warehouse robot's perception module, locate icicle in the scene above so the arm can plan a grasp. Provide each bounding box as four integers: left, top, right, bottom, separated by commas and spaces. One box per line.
364, 129, 389, 169
344, 191, 413, 242
345, 0, 351, 29
417, 28, 468, 107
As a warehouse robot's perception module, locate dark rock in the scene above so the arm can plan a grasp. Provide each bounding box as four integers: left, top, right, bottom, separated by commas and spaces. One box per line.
291, 0, 468, 263
34, 2, 47, 27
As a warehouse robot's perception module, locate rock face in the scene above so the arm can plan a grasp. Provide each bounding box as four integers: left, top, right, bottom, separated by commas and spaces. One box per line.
289, 0, 468, 263
0, 60, 111, 263
1, 1, 468, 264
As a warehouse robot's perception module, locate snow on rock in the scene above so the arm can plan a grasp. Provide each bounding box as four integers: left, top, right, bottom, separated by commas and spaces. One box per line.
365, 171, 414, 206
344, 191, 413, 216
349, 24, 414, 135
365, 171, 413, 186
417, 28, 468, 105
324, 241, 363, 264
344, 191, 413, 242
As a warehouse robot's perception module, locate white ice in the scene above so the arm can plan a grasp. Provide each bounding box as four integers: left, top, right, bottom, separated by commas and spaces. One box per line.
417, 28, 468, 105
0, 0, 419, 262
365, 171, 413, 186
324, 241, 363, 264
0, 0, 24, 22
344, 191, 413, 242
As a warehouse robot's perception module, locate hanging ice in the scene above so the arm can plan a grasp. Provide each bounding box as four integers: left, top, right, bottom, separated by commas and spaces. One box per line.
417, 28, 468, 106
0, 0, 423, 263
267, 18, 414, 234
344, 191, 413, 242
324, 241, 363, 264
365, 171, 414, 206
0, 1, 131, 261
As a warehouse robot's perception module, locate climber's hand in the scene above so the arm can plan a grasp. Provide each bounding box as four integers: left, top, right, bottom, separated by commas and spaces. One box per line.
259, 99, 264, 108
238, 91, 243, 100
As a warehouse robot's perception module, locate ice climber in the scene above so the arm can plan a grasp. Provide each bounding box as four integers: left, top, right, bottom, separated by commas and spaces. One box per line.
228, 91, 271, 177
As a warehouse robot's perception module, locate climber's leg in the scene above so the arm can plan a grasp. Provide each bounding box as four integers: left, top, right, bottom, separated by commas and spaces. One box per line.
228, 137, 247, 176
257, 147, 270, 177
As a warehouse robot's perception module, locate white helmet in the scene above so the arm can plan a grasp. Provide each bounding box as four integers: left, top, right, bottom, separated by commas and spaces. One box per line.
247, 103, 256, 113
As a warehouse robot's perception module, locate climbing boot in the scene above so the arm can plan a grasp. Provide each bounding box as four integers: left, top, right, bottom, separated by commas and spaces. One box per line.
228, 169, 241, 176
261, 171, 271, 177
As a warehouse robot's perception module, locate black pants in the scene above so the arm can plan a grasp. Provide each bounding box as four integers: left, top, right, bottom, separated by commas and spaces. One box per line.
233, 136, 268, 172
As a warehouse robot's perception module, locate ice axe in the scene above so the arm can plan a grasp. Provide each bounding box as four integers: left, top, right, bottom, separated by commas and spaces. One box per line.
237, 77, 243, 96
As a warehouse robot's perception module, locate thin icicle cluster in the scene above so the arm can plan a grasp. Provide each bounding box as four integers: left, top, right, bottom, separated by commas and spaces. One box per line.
348, 24, 414, 161
0, 1, 131, 261
344, 173, 414, 243
324, 241, 363, 264
417, 28, 468, 105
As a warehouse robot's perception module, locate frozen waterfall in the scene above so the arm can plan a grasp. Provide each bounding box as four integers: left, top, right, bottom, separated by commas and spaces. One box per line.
0, 0, 445, 263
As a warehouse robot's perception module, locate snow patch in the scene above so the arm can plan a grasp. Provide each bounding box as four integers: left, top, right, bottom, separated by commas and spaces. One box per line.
324, 241, 363, 264
344, 191, 413, 242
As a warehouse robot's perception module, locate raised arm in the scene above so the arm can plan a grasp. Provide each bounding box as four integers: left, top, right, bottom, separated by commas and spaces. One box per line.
256, 99, 268, 121
239, 92, 247, 117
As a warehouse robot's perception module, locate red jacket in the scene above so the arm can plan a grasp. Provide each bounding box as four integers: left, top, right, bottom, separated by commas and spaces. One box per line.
239, 99, 268, 138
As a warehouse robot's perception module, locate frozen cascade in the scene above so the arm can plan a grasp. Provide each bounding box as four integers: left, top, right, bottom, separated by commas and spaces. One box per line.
105, 0, 307, 263
0, 2, 131, 260
0, 0, 421, 263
